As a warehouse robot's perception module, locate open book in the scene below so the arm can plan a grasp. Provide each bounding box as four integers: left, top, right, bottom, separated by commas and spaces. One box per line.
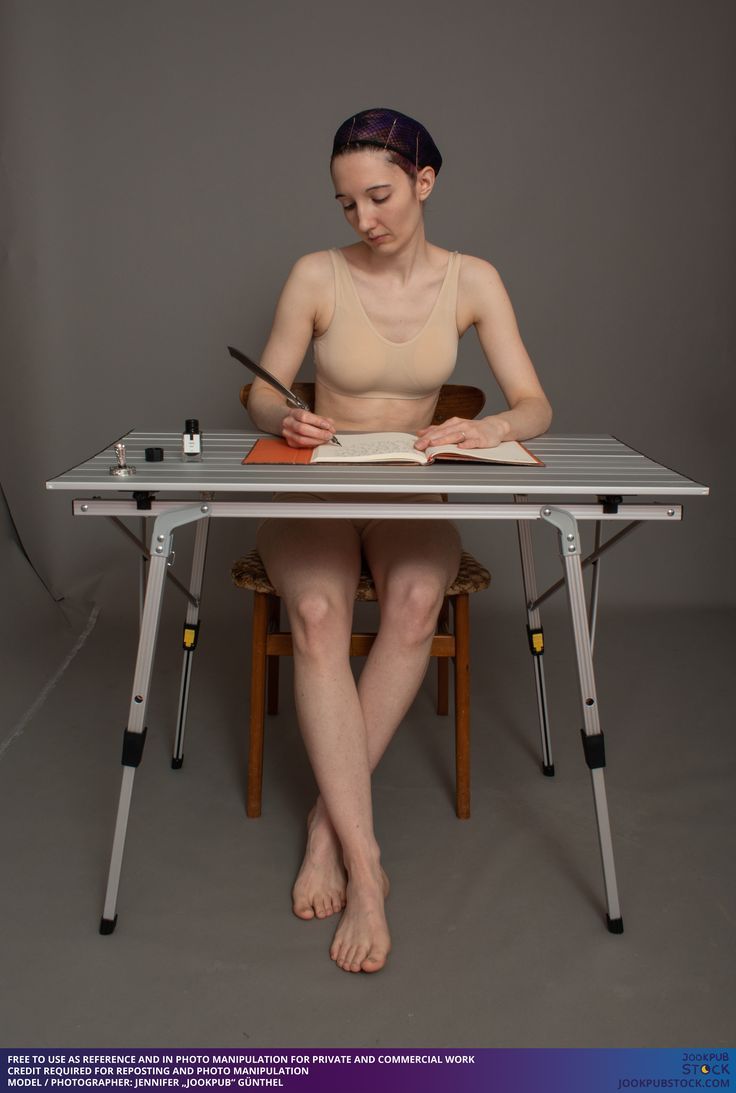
243, 433, 543, 467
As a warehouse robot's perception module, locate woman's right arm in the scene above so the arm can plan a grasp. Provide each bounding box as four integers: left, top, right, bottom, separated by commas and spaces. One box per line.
248, 253, 337, 448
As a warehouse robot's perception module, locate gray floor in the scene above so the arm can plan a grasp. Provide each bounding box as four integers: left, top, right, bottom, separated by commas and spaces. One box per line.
1, 542, 734, 1048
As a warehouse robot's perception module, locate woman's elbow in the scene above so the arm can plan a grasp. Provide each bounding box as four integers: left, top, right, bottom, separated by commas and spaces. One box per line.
540, 396, 553, 433
247, 389, 282, 433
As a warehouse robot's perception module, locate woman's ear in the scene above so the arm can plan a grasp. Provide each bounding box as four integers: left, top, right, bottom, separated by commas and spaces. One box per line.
416, 165, 436, 203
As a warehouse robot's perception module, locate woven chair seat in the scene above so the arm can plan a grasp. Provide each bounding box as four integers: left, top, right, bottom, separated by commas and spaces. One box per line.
232, 548, 490, 601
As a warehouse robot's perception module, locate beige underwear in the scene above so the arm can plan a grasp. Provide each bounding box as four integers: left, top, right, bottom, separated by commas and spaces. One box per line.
268, 491, 446, 535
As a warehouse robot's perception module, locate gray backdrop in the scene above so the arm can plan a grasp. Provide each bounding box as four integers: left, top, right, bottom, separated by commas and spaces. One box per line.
1, 0, 733, 623
1, 0, 734, 1051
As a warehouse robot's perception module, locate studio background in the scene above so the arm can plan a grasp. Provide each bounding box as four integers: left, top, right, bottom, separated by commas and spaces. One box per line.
0, 0, 733, 1050
2, 0, 732, 613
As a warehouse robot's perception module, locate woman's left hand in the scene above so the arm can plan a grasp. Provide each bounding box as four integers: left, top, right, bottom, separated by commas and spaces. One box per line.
414, 415, 510, 451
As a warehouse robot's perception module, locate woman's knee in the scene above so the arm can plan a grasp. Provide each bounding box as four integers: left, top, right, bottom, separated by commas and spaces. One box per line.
379, 574, 447, 644
287, 587, 353, 656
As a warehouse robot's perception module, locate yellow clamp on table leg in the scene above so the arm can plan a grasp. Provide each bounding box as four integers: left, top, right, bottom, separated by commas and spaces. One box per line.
182, 622, 200, 651
527, 627, 544, 655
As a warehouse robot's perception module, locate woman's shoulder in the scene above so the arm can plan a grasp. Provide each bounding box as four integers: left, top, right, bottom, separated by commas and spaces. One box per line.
280, 252, 339, 330
455, 255, 509, 329
279, 251, 337, 309
423, 248, 502, 288
287, 249, 336, 282
458, 254, 508, 303
457, 253, 503, 287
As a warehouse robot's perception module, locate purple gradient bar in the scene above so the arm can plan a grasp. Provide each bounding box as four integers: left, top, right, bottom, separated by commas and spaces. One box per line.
1, 1048, 733, 1093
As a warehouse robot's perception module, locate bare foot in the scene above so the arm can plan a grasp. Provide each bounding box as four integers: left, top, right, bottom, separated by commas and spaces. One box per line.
292, 805, 347, 920
330, 866, 391, 974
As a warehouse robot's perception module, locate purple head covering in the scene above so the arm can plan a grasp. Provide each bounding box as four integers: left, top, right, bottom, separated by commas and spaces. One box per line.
331, 107, 442, 176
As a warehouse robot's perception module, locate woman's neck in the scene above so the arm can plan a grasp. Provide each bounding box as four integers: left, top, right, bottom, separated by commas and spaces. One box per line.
356, 230, 433, 286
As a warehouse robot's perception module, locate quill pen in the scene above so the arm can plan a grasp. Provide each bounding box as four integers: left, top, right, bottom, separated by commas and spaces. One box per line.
228, 346, 341, 445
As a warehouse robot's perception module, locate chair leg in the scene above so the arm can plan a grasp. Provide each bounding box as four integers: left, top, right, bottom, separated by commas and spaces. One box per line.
436, 597, 450, 715
453, 593, 471, 819
266, 594, 280, 715
247, 591, 269, 818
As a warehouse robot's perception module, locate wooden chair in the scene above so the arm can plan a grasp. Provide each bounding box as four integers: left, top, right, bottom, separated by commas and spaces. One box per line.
232, 383, 491, 820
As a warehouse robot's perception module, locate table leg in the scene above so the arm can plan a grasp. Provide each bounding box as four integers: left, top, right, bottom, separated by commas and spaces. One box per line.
138, 517, 148, 628
171, 513, 211, 769
588, 521, 602, 655
541, 505, 623, 933
515, 495, 554, 775
99, 504, 209, 934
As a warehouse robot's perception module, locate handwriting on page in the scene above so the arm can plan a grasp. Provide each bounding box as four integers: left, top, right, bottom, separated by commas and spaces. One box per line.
327, 433, 417, 458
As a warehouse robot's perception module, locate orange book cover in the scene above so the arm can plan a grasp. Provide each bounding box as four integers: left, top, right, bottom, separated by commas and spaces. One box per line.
243, 438, 312, 465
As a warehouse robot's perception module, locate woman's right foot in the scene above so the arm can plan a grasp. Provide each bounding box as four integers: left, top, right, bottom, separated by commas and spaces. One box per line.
292, 805, 347, 920
292, 802, 390, 921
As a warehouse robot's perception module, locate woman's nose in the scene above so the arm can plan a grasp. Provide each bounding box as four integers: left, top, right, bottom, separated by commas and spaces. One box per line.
356, 204, 377, 232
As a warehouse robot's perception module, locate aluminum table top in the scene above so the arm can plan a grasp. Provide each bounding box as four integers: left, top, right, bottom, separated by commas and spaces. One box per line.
46, 430, 709, 498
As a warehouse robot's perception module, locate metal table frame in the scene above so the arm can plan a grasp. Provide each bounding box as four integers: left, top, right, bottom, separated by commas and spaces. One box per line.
46, 431, 708, 936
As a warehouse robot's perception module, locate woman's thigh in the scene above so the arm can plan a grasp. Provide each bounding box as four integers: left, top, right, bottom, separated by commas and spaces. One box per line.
256, 516, 363, 605
361, 517, 462, 603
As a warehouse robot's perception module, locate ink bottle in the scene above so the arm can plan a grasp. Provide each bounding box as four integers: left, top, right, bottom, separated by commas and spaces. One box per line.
182, 419, 202, 461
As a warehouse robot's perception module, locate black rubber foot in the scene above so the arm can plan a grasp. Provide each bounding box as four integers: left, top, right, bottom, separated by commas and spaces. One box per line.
606, 915, 624, 934
99, 915, 118, 935
171, 756, 184, 770
542, 763, 555, 777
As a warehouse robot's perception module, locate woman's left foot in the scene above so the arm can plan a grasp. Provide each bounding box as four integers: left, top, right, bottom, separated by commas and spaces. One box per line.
330, 866, 391, 973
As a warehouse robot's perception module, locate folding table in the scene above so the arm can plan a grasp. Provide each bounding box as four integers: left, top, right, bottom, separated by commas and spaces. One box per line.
46, 430, 708, 936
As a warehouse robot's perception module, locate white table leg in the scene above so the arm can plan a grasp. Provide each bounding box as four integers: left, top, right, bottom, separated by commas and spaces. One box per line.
541, 505, 623, 933
171, 512, 211, 769
99, 504, 209, 934
515, 495, 554, 775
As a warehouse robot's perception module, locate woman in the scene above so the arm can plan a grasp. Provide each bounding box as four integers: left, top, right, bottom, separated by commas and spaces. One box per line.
248, 108, 552, 975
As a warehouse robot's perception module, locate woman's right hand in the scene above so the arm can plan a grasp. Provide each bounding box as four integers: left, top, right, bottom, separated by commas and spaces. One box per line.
282, 407, 338, 448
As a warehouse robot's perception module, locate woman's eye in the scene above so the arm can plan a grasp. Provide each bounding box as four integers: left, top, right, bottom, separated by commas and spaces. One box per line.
340, 196, 387, 212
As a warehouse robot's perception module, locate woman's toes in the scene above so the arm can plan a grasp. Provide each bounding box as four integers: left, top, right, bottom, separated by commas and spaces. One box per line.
361, 950, 387, 973
350, 952, 366, 973
292, 896, 316, 920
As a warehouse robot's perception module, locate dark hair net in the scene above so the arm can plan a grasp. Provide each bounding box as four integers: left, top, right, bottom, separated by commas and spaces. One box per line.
331, 107, 442, 175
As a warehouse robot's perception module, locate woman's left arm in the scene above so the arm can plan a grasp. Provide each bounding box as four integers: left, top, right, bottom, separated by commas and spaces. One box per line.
415, 257, 552, 450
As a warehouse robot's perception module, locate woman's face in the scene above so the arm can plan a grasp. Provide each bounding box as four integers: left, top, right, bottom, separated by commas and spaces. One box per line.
331, 149, 432, 252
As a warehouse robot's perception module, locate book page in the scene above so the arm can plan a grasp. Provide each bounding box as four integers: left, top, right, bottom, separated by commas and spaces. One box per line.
426, 439, 541, 465
313, 432, 427, 463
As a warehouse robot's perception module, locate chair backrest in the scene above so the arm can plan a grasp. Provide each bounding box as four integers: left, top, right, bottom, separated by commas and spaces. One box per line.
240, 383, 486, 424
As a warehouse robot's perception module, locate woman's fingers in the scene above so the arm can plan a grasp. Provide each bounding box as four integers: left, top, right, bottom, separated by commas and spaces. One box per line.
415, 418, 471, 450
283, 409, 336, 448
416, 416, 508, 450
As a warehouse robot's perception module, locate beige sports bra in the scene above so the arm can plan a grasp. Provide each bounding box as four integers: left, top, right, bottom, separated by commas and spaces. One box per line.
313, 248, 461, 400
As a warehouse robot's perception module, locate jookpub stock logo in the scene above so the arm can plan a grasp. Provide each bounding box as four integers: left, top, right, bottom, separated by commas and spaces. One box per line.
682, 1052, 730, 1080
616, 1052, 731, 1089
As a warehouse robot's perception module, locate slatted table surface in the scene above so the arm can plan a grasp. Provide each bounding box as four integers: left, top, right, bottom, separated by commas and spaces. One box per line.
46, 428, 709, 938
46, 431, 709, 497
